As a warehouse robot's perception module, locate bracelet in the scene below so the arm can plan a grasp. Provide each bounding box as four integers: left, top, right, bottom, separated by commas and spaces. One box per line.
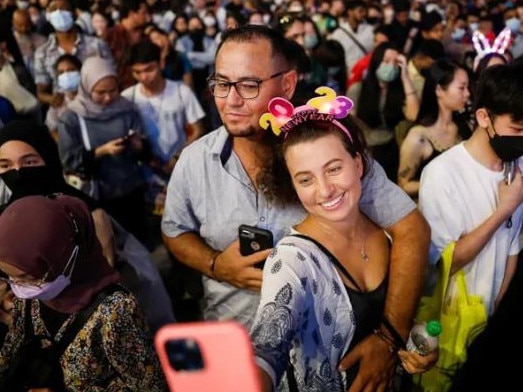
373, 328, 398, 353
381, 316, 406, 349
209, 251, 221, 280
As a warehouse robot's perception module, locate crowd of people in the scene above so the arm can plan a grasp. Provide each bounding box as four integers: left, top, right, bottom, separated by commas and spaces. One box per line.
0, 0, 523, 390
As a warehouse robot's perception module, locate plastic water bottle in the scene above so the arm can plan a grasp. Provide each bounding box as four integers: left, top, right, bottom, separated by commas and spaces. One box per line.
406, 320, 442, 356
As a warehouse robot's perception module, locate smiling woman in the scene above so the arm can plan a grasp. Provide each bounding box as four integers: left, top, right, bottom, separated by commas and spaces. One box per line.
251, 89, 437, 392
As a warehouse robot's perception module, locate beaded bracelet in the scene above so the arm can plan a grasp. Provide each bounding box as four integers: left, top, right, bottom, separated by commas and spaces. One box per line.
373, 328, 398, 354
381, 316, 407, 350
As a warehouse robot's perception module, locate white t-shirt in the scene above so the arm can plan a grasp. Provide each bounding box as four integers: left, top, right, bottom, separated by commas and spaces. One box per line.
419, 142, 523, 315
122, 80, 205, 162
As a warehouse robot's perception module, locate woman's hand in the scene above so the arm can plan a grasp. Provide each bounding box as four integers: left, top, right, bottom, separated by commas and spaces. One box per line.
0, 282, 14, 326
397, 347, 439, 374
95, 138, 126, 158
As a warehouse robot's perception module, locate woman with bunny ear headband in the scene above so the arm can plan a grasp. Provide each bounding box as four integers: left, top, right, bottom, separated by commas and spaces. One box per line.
471, 27, 513, 72
253, 86, 438, 392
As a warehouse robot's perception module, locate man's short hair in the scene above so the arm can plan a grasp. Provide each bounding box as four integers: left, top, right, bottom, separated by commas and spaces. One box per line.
127, 39, 161, 66
474, 63, 523, 121
345, 0, 367, 11
415, 39, 445, 60
420, 10, 443, 32
217, 24, 296, 68
120, 0, 147, 19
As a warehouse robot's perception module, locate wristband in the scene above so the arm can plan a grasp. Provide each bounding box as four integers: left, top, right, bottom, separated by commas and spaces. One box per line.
209, 251, 221, 280
373, 328, 398, 353
381, 316, 406, 349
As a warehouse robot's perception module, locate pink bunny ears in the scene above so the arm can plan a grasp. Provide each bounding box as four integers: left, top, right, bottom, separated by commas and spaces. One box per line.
259, 86, 355, 141
472, 27, 512, 71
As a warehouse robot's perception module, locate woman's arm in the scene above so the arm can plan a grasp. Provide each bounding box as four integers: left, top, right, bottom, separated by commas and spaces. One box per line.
397, 126, 425, 197
397, 54, 420, 122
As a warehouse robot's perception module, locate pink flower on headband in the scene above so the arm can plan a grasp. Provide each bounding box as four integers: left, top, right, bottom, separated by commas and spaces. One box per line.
259, 86, 354, 140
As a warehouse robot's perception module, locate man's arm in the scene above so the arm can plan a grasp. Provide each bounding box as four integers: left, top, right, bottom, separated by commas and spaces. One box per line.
162, 231, 219, 280
385, 209, 430, 340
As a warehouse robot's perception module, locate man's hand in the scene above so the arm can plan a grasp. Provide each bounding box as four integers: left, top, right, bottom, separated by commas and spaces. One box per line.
212, 240, 272, 291
338, 334, 397, 392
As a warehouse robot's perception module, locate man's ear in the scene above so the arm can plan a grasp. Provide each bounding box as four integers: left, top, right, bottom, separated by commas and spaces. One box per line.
283, 69, 298, 100
475, 108, 490, 129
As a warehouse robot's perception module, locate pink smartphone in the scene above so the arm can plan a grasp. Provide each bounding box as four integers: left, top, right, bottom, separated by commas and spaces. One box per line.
155, 321, 262, 392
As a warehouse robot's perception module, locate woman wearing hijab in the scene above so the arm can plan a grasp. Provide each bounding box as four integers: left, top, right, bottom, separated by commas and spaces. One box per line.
0, 119, 175, 337
57, 56, 150, 247
0, 194, 167, 391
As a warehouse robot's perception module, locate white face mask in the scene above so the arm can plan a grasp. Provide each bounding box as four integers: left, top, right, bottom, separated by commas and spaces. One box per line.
47, 9, 75, 32
10, 245, 78, 301
17, 1, 29, 10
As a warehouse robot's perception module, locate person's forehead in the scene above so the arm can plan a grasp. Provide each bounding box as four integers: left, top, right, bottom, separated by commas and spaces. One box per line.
216, 40, 277, 77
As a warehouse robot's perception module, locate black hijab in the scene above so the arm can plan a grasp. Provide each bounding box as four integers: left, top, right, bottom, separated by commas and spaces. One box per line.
0, 120, 98, 211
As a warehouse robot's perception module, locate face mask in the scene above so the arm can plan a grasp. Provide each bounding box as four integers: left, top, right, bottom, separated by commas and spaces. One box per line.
409, 10, 421, 22
0, 166, 55, 197
10, 245, 78, 301
47, 9, 74, 32
57, 70, 80, 92
111, 10, 120, 23
469, 22, 479, 32
16, 1, 29, 9
505, 17, 521, 34
489, 133, 523, 161
30, 14, 40, 25
367, 17, 382, 25
304, 34, 319, 50
376, 62, 399, 83
451, 27, 466, 41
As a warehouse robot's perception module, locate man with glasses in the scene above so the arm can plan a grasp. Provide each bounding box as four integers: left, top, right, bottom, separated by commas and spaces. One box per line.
162, 24, 430, 391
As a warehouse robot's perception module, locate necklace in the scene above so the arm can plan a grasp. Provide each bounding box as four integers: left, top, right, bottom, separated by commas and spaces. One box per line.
360, 220, 369, 263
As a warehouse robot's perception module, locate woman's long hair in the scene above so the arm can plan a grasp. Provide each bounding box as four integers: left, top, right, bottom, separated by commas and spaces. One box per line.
416, 59, 472, 139
356, 42, 405, 130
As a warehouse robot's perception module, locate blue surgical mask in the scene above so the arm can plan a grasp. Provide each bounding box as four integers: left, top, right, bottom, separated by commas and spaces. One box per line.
304, 34, 319, 50
47, 9, 74, 32
57, 70, 81, 92
451, 27, 466, 41
469, 22, 479, 32
376, 62, 399, 83
505, 17, 521, 34
10, 245, 79, 301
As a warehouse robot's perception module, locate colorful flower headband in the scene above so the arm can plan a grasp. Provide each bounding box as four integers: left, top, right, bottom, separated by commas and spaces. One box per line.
472, 27, 512, 71
259, 86, 354, 141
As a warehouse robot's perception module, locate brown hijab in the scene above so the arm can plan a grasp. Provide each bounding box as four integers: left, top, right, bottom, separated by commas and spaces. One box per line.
67, 56, 134, 121
0, 194, 120, 313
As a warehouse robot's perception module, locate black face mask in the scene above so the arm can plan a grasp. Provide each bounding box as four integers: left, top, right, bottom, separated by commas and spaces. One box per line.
367, 17, 382, 25
0, 166, 56, 199
489, 133, 523, 162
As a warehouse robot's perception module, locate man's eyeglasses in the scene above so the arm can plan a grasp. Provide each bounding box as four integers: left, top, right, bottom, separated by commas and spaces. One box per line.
207, 71, 289, 99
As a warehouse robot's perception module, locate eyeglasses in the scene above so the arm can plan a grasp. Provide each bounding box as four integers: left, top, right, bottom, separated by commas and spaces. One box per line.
207, 71, 289, 99
0, 271, 50, 288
